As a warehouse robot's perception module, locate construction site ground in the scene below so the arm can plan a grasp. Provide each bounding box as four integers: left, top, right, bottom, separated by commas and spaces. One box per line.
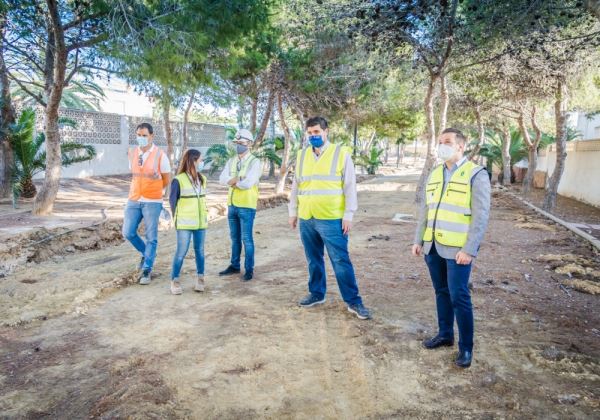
1, 165, 599, 419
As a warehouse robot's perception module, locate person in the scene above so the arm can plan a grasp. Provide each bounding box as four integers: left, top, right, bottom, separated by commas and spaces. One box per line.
288, 116, 371, 320
412, 127, 491, 368
218, 129, 261, 281
169, 149, 208, 295
122, 122, 171, 285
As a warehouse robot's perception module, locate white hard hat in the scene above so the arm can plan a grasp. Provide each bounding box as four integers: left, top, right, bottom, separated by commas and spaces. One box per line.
234, 128, 254, 143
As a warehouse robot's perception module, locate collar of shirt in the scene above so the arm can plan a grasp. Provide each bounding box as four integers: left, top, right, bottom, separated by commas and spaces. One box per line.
312, 141, 330, 158
139, 144, 155, 157
444, 156, 467, 173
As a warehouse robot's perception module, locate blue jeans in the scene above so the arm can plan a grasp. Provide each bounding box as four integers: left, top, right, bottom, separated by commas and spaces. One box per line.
122, 201, 163, 271
171, 229, 206, 279
299, 218, 362, 306
227, 205, 256, 272
424, 243, 474, 352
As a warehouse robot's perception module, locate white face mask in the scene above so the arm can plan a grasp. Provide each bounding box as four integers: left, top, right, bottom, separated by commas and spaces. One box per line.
437, 143, 457, 162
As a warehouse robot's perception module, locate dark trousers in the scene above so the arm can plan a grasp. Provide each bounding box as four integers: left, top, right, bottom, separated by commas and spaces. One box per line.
424, 244, 474, 352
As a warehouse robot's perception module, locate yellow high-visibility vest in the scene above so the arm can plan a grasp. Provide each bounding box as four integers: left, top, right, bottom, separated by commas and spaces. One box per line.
296, 143, 348, 220
423, 160, 484, 247
174, 173, 208, 230
228, 154, 259, 209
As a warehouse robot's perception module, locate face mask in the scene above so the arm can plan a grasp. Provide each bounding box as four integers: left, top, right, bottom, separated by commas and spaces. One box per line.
437, 143, 456, 161
309, 135, 324, 148
236, 144, 249, 154
196, 161, 205, 172
136, 136, 148, 148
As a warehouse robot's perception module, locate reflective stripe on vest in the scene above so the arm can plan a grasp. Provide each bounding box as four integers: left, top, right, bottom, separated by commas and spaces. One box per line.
422, 161, 482, 247
128, 147, 164, 200
296, 143, 347, 220
227, 154, 259, 209
174, 173, 208, 230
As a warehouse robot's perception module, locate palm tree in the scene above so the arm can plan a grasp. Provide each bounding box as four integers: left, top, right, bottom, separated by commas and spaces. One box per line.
355, 144, 384, 175
9, 108, 96, 201
477, 126, 580, 182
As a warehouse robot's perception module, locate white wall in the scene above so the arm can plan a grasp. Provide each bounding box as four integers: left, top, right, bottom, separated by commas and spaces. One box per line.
570, 112, 600, 140
538, 139, 600, 207
34, 109, 226, 180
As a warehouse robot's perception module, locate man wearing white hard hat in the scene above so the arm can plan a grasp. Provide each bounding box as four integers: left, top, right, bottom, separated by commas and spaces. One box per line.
218, 129, 261, 281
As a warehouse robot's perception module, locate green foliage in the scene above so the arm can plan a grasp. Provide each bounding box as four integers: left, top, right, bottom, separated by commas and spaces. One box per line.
8, 109, 96, 202
476, 126, 581, 171
354, 144, 384, 175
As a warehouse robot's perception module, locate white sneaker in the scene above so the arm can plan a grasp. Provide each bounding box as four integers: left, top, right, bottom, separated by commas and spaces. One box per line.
139, 269, 151, 285
170, 280, 183, 295
194, 276, 205, 292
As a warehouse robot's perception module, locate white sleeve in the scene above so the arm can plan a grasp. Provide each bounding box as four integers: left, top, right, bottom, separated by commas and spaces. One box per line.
236, 159, 261, 190
219, 160, 232, 186
160, 152, 171, 173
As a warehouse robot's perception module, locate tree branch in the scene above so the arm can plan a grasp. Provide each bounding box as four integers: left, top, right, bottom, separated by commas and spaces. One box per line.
66, 33, 108, 52
8, 73, 47, 106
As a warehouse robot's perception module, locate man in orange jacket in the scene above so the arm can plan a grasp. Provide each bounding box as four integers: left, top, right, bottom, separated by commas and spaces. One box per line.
122, 122, 171, 285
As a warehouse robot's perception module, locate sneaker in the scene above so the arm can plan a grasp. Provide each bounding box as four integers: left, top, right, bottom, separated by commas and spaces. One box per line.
170, 280, 182, 295
298, 294, 326, 307
219, 265, 241, 276
194, 276, 205, 292
347, 303, 372, 320
242, 271, 253, 282
139, 269, 151, 285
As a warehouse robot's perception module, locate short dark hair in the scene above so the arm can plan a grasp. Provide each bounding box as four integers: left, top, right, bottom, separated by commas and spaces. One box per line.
306, 116, 328, 130
441, 127, 466, 144
136, 122, 154, 134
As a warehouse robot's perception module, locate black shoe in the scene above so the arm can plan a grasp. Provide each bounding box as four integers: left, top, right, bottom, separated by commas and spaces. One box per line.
298, 294, 326, 307
455, 350, 472, 368
347, 303, 372, 320
242, 271, 253, 281
219, 265, 240, 276
422, 335, 454, 349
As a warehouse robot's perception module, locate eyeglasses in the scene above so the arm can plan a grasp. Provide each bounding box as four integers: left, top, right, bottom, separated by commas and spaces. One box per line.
235, 133, 252, 142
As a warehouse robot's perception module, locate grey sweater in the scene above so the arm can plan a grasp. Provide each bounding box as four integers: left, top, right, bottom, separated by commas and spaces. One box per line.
413, 157, 491, 259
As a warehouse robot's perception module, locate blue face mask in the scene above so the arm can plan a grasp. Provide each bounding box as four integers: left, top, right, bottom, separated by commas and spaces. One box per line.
309, 135, 324, 148
136, 136, 148, 147
196, 161, 205, 172
236, 144, 249, 154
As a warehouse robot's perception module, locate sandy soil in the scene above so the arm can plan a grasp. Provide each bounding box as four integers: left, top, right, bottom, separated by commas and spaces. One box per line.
1, 167, 599, 419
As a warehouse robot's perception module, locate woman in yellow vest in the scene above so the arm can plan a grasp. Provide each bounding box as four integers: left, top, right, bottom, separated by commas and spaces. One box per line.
218, 129, 261, 281
169, 149, 208, 295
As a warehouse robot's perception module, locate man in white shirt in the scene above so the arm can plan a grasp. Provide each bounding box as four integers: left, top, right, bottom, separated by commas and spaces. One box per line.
218, 129, 261, 281
123, 122, 171, 285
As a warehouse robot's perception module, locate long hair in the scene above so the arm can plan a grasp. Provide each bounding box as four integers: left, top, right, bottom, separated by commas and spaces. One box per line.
177, 149, 205, 186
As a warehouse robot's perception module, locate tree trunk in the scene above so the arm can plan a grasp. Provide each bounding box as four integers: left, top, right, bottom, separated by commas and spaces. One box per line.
520, 105, 541, 196
161, 95, 174, 167
250, 94, 258, 134
584, 0, 600, 21
253, 89, 275, 148
33, 0, 67, 215
468, 105, 485, 161
181, 90, 196, 160
416, 73, 439, 205
543, 81, 568, 211
384, 139, 389, 164
0, 10, 15, 199
501, 124, 512, 186
276, 94, 292, 194
438, 73, 449, 136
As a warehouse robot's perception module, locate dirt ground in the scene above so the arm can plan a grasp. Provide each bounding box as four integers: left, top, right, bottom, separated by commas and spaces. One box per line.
1, 166, 599, 419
